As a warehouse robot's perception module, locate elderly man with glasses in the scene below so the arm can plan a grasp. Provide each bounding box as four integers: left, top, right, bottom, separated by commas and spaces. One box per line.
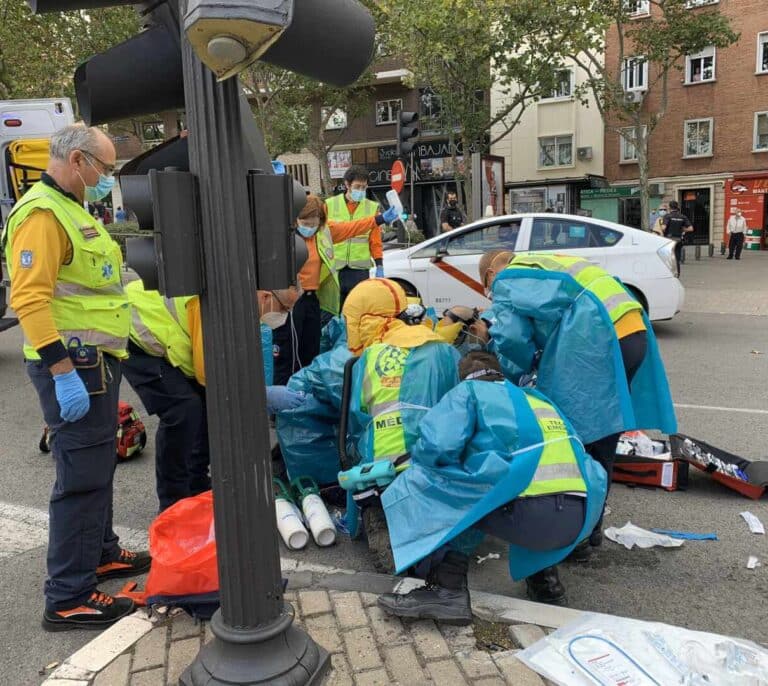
1, 124, 150, 632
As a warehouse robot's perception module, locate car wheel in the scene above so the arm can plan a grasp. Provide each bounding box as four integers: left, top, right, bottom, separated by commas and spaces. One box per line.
626, 286, 648, 313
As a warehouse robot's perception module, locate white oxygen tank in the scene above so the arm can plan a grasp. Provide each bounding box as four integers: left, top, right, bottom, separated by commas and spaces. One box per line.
275, 497, 309, 550
301, 493, 337, 547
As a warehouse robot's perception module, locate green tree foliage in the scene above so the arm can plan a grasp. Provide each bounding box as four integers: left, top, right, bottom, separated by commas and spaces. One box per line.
0, 2, 138, 102
547, 0, 739, 230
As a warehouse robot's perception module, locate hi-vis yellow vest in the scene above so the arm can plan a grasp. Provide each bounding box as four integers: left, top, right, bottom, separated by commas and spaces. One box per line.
326, 194, 378, 270
1, 181, 129, 360
508, 253, 642, 324
521, 393, 587, 497
125, 280, 195, 378
316, 226, 341, 315
361, 343, 411, 461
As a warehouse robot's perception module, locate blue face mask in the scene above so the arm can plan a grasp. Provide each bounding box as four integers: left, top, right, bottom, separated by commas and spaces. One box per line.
79, 156, 115, 202
297, 224, 318, 238
349, 189, 366, 203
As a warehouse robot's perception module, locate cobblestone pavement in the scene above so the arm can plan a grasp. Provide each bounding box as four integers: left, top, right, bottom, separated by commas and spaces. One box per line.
40, 590, 556, 685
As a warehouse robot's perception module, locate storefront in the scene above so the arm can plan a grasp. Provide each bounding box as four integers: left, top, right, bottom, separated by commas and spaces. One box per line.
507, 176, 599, 216
579, 185, 663, 229
328, 138, 469, 238
722, 174, 768, 251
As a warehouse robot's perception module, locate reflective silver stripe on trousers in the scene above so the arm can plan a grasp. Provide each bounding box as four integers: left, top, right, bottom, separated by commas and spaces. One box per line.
130, 310, 165, 357
530, 462, 583, 483
54, 281, 124, 298
369, 400, 401, 417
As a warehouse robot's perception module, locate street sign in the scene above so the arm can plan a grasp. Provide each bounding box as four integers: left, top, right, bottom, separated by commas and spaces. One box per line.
390, 159, 406, 194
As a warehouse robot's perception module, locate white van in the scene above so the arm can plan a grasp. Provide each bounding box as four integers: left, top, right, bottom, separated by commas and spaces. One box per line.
0, 98, 75, 329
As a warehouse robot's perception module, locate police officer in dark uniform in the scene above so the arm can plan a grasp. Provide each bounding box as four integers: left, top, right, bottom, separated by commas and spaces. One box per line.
662, 200, 694, 277
440, 191, 466, 233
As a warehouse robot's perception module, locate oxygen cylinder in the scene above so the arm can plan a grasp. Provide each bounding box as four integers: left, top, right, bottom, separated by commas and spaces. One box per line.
274, 478, 308, 550
292, 476, 336, 547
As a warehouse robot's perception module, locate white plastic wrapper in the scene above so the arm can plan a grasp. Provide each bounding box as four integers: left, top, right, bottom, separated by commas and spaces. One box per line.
518, 612, 768, 686
604, 522, 685, 550
740, 511, 765, 535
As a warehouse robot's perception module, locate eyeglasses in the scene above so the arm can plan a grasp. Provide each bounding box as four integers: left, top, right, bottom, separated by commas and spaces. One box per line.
80, 150, 115, 176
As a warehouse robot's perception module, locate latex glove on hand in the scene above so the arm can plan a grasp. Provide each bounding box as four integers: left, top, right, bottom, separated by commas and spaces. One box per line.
53, 369, 90, 422
382, 206, 399, 224
266, 386, 306, 413
375, 265, 385, 278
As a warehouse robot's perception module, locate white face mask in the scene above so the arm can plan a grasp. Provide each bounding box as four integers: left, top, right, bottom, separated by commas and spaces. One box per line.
262, 311, 289, 329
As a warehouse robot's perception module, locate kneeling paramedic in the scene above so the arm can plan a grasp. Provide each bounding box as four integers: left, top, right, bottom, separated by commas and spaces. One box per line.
376, 351, 607, 623
474, 251, 676, 554
123, 280, 305, 511
340, 279, 461, 571
1, 124, 149, 630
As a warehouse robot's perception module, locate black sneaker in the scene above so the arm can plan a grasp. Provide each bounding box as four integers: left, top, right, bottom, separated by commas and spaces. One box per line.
526, 567, 567, 606
96, 548, 151, 581
377, 584, 473, 625
43, 591, 135, 632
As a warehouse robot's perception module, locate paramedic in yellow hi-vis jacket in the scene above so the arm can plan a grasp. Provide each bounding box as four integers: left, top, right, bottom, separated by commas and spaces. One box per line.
325, 165, 384, 306
123, 281, 306, 512
0, 125, 149, 631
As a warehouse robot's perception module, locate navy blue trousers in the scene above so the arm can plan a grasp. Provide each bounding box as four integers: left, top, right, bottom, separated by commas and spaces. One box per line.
122, 344, 210, 512
27, 355, 122, 611
338, 267, 369, 307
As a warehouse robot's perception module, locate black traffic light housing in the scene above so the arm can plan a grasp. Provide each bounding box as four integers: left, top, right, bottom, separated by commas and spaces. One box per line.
397, 111, 419, 158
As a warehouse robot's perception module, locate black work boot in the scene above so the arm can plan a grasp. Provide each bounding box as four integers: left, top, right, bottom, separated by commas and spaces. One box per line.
567, 539, 592, 563
377, 551, 472, 625
526, 566, 567, 605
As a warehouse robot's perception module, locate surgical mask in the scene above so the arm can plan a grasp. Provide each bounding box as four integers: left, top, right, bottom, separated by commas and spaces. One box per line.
449, 200, 457, 207
349, 189, 366, 203
297, 224, 318, 238
78, 156, 115, 202
658, 210, 667, 217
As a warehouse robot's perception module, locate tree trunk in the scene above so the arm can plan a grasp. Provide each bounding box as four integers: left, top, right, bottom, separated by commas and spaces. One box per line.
161, 110, 179, 140
458, 135, 473, 222
636, 124, 651, 232
307, 100, 334, 196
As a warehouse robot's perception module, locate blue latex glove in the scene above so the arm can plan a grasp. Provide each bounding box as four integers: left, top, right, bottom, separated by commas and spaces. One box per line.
382, 206, 399, 224
53, 369, 90, 422
375, 265, 384, 278
266, 386, 306, 413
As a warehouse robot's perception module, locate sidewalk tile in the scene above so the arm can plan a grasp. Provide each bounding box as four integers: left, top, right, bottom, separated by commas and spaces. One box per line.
366, 606, 408, 645
383, 645, 428, 684
354, 668, 390, 686
204, 622, 214, 644
440, 624, 477, 652
67, 613, 153, 673
409, 620, 451, 660
333, 592, 368, 629
492, 650, 545, 685
166, 637, 201, 684
455, 650, 501, 679
360, 592, 379, 607
299, 590, 331, 617
426, 659, 468, 685
304, 612, 343, 654
509, 624, 546, 649
93, 654, 131, 686
130, 667, 165, 686
171, 613, 202, 641
474, 678, 506, 686
327, 653, 354, 686
343, 627, 383, 672
131, 626, 168, 671
40, 680, 89, 686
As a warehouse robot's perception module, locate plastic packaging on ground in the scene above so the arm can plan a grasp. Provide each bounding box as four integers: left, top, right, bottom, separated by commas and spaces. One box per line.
518, 612, 768, 686
740, 511, 765, 535
604, 522, 684, 550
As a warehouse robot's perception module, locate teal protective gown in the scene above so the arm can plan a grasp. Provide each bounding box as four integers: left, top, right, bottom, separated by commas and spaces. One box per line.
381, 380, 608, 580
276, 318, 351, 485
484, 268, 677, 444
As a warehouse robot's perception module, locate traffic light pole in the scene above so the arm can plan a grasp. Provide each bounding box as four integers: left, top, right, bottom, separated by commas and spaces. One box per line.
176, 1, 328, 683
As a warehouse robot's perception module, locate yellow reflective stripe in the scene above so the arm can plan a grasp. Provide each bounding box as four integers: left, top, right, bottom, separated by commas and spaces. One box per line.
603, 291, 635, 311
523, 478, 588, 497
130, 308, 165, 357
532, 407, 560, 420
54, 281, 124, 298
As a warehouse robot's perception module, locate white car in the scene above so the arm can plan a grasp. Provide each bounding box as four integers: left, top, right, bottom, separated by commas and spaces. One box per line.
382, 213, 684, 321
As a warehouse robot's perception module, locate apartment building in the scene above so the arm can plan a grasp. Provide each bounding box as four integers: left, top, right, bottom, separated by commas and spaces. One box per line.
599, 0, 768, 250
491, 60, 606, 215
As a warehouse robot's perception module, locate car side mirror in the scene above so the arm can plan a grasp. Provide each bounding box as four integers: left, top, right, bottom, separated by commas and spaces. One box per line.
431, 247, 448, 263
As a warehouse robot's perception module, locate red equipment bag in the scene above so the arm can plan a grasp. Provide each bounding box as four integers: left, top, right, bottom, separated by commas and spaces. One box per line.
612, 456, 687, 492
116, 401, 147, 461
143, 490, 220, 618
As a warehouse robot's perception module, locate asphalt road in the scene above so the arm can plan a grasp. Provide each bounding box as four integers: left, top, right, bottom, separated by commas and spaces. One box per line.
0, 253, 767, 685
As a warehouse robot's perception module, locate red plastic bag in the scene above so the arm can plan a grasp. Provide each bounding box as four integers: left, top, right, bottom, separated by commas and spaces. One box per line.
144, 491, 219, 601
